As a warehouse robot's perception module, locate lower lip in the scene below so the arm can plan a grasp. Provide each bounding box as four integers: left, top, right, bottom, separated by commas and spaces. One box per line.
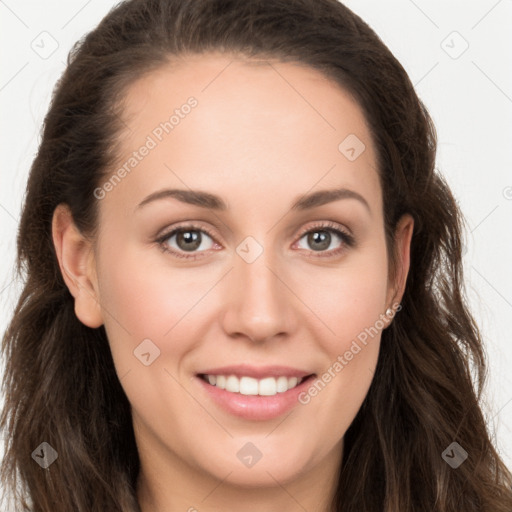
196, 375, 316, 421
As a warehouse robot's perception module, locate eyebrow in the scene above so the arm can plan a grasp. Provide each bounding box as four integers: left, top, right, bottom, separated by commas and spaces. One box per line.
136, 187, 371, 213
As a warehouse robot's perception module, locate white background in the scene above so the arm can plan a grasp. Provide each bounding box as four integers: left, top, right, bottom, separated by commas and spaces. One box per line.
1, 0, 511, 477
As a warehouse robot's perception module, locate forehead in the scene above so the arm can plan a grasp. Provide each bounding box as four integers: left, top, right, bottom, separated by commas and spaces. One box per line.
105, 53, 381, 218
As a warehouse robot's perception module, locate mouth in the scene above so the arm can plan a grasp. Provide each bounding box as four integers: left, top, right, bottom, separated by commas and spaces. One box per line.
197, 373, 314, 396
195, 367, 317, 421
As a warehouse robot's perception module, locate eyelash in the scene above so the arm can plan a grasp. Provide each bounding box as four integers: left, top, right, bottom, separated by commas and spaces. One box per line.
155, 221, 355, 260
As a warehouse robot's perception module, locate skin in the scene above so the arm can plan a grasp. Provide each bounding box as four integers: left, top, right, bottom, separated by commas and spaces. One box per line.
52, 53, 413, 512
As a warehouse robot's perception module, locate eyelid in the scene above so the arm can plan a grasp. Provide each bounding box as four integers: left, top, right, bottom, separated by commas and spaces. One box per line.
155, 221, 220, 260
295, 220, 353, 241
292, 220, 355, 257
156, 221, 218, 243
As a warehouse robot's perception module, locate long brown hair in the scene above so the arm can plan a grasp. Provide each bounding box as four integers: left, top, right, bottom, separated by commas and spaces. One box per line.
2, 0, 511, 510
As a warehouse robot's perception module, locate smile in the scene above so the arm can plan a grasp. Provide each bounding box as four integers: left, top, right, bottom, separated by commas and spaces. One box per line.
195, 366, 317, 421
199, 374, 306, 396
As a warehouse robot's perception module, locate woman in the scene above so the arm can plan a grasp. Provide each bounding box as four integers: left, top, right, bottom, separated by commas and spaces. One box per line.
1, 0, 511, 510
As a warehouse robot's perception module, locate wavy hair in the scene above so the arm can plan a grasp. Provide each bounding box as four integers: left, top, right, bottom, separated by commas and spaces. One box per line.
1, 0, 511, 510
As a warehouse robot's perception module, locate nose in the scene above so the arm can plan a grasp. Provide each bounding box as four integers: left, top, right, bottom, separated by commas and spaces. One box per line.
221, 246, 297, 344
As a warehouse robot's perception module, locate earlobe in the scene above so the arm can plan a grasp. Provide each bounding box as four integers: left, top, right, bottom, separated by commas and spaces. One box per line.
51, 203, 104, 328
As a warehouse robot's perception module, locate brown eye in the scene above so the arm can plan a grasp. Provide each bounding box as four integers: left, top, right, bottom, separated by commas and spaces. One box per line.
157, 224, 217, 259
303, 230, 333, 251
174, 229, 203, 252
296, 228, 346, 253
294, 222, 355, 258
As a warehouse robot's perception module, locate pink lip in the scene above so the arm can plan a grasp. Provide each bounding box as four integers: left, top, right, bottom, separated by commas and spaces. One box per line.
195, 372, 316, 421
197, 364, 313, 379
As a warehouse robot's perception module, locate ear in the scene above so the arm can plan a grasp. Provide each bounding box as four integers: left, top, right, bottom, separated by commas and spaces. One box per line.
386, 213, 414, 308
52, 203, 104, 328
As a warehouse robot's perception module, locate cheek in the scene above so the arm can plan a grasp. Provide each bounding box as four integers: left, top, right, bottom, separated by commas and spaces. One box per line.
321, 271, 388, 340
312, 238, 390, 346
95, 241, 207, 374
95, 245, 209, 429
300, 241, 388, 432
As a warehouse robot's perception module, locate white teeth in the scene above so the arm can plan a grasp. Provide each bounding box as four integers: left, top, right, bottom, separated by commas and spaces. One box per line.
258, 377, 276, 396
276, 376, 288, 393
225, 375, 240, 393
240, 376, 259, 395
202, 374, 305, 396
216, 375, 226, 389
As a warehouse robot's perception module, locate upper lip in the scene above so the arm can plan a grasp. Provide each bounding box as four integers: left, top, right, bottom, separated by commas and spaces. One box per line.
197, 364, 315, 379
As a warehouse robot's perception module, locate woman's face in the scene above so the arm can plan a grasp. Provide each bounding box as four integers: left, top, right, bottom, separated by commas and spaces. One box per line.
55, 53, 412, 502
